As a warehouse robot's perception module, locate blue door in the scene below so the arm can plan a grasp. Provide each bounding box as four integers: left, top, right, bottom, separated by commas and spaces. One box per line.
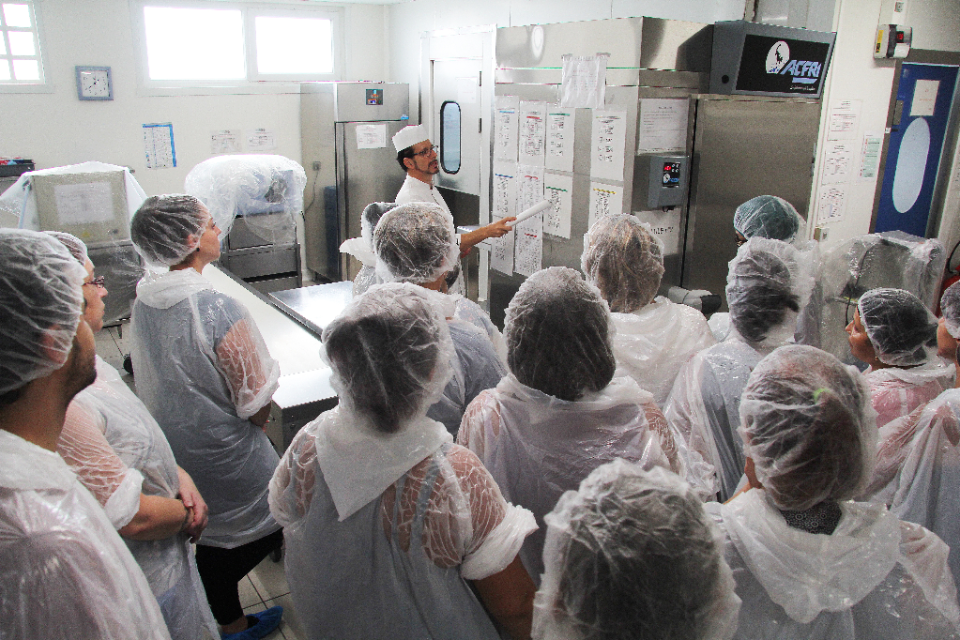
875, 63, 958, 236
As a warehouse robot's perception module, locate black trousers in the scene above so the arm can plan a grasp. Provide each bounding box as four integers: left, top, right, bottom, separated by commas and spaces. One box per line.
195, 528, 284, 625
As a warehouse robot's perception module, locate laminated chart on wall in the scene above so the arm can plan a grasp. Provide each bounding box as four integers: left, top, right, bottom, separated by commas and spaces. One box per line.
495, 96, 521, 162
143, 123, 176, 169
515, 164, 544, 277
560, 54, 608, 109
519, 101, 547, 166
590, 110, 627, 182
543, 172, 573, 239
491, 163, 518, 275
588, 182, 623, 228
545, 105, 575, 173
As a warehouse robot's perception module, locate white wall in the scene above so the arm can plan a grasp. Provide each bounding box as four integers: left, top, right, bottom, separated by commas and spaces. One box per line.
0, 0, 386, 196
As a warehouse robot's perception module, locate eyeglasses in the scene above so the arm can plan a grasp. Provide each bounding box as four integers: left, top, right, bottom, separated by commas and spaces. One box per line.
413, 145, 438, 157
83, 276, 106, 289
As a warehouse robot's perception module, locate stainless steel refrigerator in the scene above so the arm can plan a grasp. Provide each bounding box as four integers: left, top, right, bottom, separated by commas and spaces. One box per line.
300, 82, 410, 282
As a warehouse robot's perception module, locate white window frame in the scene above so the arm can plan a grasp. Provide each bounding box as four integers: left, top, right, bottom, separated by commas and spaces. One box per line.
130, 0, 343, 96
0, 0, 53, 94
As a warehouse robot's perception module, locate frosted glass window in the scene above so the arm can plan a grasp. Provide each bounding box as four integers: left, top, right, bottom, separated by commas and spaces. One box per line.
143, 6, 245, 80
2, 3, 31, 27
0, 61, 10, 80
12, 57, 37, 80
440, 101, 461, 174
255, 16, 333, 74
8, 30, 33, 55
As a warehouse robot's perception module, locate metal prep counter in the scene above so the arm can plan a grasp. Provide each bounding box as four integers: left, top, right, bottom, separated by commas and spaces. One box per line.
203, 266, 353, 451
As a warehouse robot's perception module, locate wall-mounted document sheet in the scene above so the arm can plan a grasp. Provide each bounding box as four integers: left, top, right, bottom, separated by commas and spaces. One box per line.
515, 164, 545, 277
638, 98, 689, 153
590, 110, 627, 182
635, 209, 681, 256
821, 141, 854, 185
519, 101, 547, 166
143, 123, 176, 169
495, 96, 520, 162
817, 185, 847, 223
545, 106, 575, 173
491, 164, 518, 275
859, 133, 884, 180
247, 128, 277, 151
544, 172, 573, 239
211, 129, 242, 154
356, 124, 387, 149
561, 54, 607, 109
588, 181, 623, 228
827, 100, 861, 141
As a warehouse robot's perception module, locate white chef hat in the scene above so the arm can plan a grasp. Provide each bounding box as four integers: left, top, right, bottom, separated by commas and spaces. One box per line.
392, 125, 429, 153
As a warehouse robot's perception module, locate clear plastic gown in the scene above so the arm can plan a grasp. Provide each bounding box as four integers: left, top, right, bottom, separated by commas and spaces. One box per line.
710, 489, 960, 639
0, 430, 172, 640
60, 356, 218, 640
458, 373, 674, 585
269, 411, 536, 639
131, 268, 281, 548
864, 361, 954, 429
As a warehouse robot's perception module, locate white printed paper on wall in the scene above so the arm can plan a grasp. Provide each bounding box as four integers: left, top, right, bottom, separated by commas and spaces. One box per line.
561, 54, 607, 109
54, 182, 115, 225
495, 96, 521, 162
827, 100, 861, 141
515, 165, 545, 277
543, 172, 573, 239
545, 106, 575, 173
821, 141, 854, 185
638, 99, 689, 153
247, 128, 277, 151
817, 185, 847, 223
911, 80, 940, 117
590, 110, 627, 182
859, 133, 884, 180
356, 124, 387, 149
211, 129, 241, 154
519, 101, 547, 166
588, 181, 624, 228
491, 164, 518, 275
143, 123, 176, 169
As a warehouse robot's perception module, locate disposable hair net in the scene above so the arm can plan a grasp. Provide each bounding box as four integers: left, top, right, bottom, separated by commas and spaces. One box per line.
942, 281, 960, 339
581, 214, 665, 313
43, 231, 89, 265
504, 267, 615, 402
739, 344, 877, 511
340, 202, 398, 296
184, 154, 306, 242
534, 460, 739, 640
733, 195, 805, 243
0, 229, 86, 396
726, 237, 814, 347
858, 288, 938, 367
322, 283, 455, 434
373, 202, 460, 285
130, 194, 208, 268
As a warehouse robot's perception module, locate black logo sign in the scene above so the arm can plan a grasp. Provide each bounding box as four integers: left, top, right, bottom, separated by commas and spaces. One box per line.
736, 34, 830, 95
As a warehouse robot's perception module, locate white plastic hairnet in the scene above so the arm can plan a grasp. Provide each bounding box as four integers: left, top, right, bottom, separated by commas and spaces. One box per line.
581, 214, 665, 313
340, 202, 398, 296
322, 283, 455, 434
726, 237, 814, 347
130, 194, 208, 268
534, 460, 739, 640
373, 202, 459, 285
44, 230, 89, 265
733, 195, 805, 243
739, 345, 877, 511
0, 228, 87, 396
504, 267, 615, 402
942, 281, 960, 339
184, 154, 306, 241
857, 288, 938, 367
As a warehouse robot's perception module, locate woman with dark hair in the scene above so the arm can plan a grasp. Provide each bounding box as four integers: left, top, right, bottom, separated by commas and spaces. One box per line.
458, 267, 676, 586
665, 237, 814, 501
269, 283, 537, 639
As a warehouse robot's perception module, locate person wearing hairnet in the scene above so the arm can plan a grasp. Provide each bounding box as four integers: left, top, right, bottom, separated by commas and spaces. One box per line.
269, 283, 538, 639
130, 195, 283, 640
374, 201, 507, 434
581, 214, 715, 406
846, 288, 952, 429
534, 460, 740, 640
710, 344, 960, 638
0, 228, 172, 640
862, 281, 960, 597
47, 231, 218, 640
458, 266, 677, 586
666, 237, 815, 501
339, 201, 396, 296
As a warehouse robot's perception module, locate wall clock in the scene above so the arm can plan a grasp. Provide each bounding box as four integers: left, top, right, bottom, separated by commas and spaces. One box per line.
75, 66, 113, 101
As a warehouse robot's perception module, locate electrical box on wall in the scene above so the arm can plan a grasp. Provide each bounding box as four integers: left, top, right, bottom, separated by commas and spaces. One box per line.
875, 24, 912, 59
633, 155, 690, 210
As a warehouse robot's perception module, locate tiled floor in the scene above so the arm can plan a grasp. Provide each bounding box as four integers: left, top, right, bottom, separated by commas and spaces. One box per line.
97, 324, 305, 640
